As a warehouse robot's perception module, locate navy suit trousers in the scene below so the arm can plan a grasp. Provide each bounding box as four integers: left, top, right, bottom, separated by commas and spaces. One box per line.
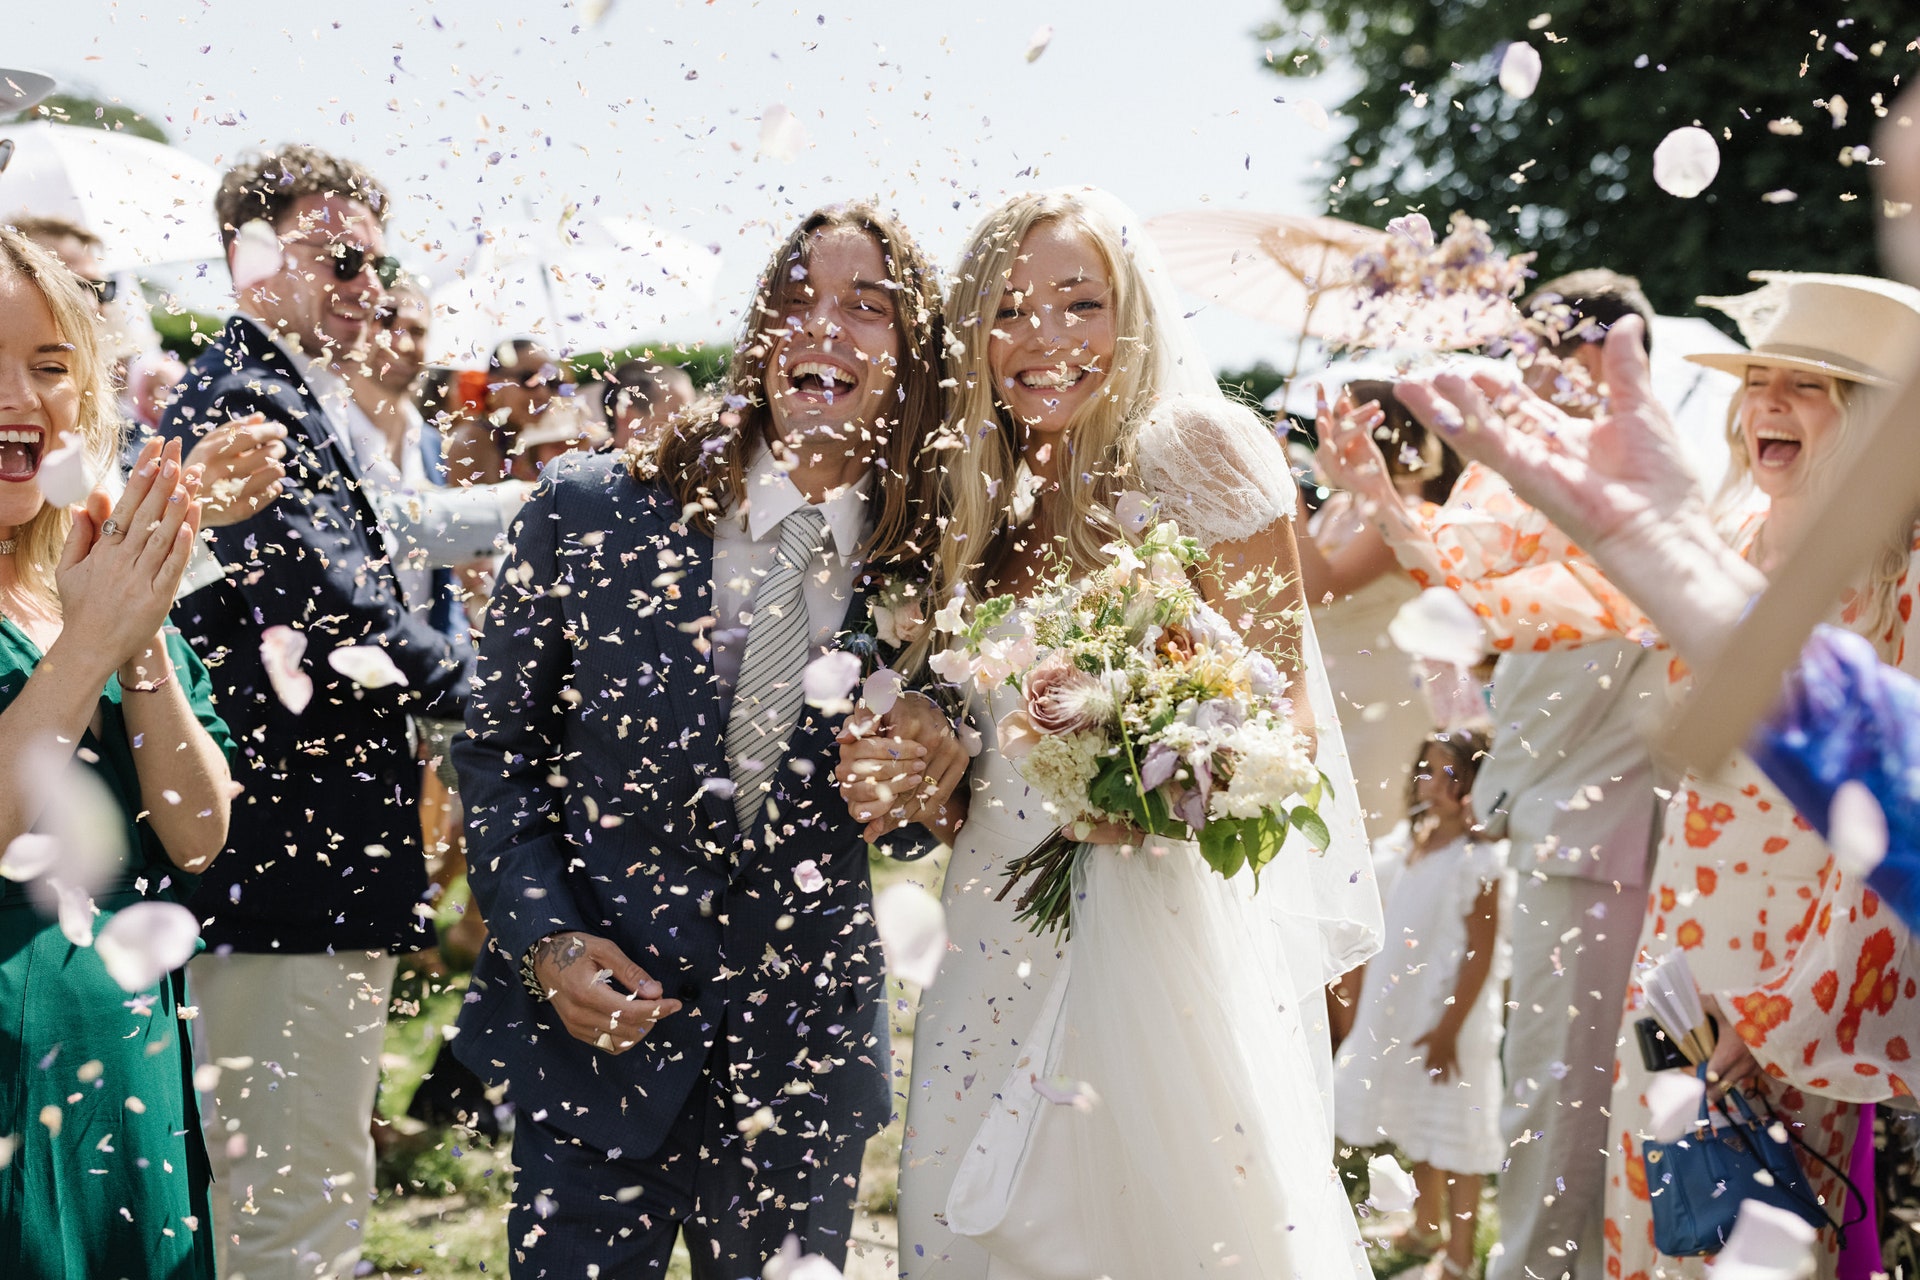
505, 1045, 866, 1280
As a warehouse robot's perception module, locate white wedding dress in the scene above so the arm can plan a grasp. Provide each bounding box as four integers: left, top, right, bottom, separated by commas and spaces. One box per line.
897, 396, 1384, 1280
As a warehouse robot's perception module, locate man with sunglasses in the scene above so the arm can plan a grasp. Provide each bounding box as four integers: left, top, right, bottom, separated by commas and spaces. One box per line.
160, 144, 471, 1280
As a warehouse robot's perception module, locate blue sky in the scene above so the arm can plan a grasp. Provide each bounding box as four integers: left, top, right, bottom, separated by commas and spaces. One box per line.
12, 0, 1356, 367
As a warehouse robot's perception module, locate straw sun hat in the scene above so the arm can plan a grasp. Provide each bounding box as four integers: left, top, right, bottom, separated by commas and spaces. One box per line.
1685, 271, 1920, 387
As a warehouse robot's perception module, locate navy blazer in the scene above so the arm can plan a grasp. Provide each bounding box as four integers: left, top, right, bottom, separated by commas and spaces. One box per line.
452, 453, 919, 1168
161, 316, 470, 954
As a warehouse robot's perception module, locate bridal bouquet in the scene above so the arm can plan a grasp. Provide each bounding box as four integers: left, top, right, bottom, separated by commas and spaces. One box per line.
930, 513, 1332, 936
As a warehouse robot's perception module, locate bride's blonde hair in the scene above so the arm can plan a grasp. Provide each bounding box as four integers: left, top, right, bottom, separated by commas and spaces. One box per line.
909, 193, 1166, 673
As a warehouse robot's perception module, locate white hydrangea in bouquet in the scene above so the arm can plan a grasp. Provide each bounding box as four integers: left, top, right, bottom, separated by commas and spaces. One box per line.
932, 511, 1333, 936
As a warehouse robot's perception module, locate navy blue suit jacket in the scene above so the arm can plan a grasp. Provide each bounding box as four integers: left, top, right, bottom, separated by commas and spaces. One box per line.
161, 316, 470, 953
452, 453, 917, 1168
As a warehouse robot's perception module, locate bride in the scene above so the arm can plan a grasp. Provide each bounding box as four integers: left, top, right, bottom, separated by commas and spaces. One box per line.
841, 189, 1383, 1279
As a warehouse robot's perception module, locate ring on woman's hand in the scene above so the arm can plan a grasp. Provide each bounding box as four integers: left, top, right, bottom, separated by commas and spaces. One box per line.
99, 518, 123, 539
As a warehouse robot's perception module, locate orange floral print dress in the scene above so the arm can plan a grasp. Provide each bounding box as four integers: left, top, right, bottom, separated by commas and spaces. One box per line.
1380, 471, 1920, 1279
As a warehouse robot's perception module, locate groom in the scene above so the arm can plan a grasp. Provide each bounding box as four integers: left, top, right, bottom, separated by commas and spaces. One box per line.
453, 203, 961, 1278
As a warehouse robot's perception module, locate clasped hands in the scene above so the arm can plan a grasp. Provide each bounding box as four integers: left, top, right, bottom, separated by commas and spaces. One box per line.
834, 689, 971, 843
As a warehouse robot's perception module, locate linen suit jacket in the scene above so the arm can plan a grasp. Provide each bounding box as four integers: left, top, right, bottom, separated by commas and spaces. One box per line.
452, 452, 919, 1168
161, 315, 471, 954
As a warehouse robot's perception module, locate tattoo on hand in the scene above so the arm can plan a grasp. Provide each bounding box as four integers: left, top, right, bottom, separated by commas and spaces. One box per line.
536, 934, 587, 972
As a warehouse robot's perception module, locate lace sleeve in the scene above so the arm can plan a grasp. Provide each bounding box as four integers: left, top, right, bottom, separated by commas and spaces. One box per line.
1133, 399, 1297, 548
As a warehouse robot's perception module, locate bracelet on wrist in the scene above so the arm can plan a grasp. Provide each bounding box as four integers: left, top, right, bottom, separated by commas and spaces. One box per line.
125, 669, 174, 694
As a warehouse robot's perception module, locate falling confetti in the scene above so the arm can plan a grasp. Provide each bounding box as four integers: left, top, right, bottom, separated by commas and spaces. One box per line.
94, 901, 200, 993
0, 834, 58, 883
793, 860, 826, 893
1828, 780, 1888, 877
1025, 25, 1054, 63
1643, 1070, 1707, 1142
1709, 1199, 1819, 1280
37, 441, 92, 509
1499, 42, 1542, 99
757, 104, 809, 164
327, 645, 410, 690
860, 667, 904, 716
1031, 1075, 1101, 1111
1652, 126, 1721, 198
1364, 1153, 1418, 1213
1387, 588, 1488, 669
802, 650, 862, 713
874, 882, 946, 988
260, 626, 313, 714
227, 219, 283, 291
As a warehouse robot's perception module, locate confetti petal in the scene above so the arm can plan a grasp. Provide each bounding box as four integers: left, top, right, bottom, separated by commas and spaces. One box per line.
94, 901, 200, 993
764, 1233, 844, 1280
37, 441, 93, 509
861, 667, 903, 717
803, 651, 862, 714
1709, 1199, 1819, 1280
757, 104, 809, 163
1031, 1075, 1101, 1111
1365, 1153, 1418, 1214
1652, 126, 1721, 199
228, 219, 284, 291
793, 860, 826, 893
260, 626, 313, 714
1387, 588, 1488, 668
1291, 98, 1330, 131
1115, 490, 1158, 536
1645, 1070, 1707, 1142
0, 833, 59, 883
1499, 42, 1542, 99
1024, 25, 1054, 63
1828, 780, 1888, 877
874, 882, 946, 988
327, 645, 409, 689
54, 879, 95, 948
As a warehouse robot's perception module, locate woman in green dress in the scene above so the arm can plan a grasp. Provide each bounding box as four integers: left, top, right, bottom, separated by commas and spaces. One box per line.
0, 228, 235, 1278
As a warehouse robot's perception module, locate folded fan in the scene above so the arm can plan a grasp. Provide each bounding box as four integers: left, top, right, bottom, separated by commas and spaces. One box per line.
1638, 951, 1717, 1065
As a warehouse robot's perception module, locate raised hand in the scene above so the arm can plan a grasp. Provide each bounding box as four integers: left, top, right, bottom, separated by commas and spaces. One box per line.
528, 931, 683, 1054
55, 437, 203, 683
1394, 317, 1702, 552
1394, 317, 1764, 662
184, 413, 287, 527
1311, 387, 1396, 508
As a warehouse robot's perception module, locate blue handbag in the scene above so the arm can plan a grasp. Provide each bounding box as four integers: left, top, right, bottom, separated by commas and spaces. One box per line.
1642, 1064, 1862, 1257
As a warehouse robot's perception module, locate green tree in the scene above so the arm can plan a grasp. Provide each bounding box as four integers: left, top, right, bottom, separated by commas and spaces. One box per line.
11, 93, 168, 144
1257, 2, 1918, 314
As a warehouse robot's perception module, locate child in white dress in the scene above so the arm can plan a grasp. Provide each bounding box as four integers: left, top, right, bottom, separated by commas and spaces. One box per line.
1335, 729, 1507, 1279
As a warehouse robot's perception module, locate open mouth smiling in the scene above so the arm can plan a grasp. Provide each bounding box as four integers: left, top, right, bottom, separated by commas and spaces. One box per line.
784, 356, 863, 405
1753, 426, 1802, 468
0, 427, 47, 483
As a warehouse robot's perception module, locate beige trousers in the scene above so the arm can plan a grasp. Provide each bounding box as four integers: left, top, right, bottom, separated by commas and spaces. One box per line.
1487, 874, 1643, 1280
191, 949, 398, 1280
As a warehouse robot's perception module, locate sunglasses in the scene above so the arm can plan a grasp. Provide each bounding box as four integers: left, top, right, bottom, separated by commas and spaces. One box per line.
293, 238, 403, 289
81, 276, 118, 306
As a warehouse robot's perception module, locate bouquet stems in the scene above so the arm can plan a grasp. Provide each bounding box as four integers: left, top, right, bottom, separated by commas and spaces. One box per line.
994, 833, 1084, 939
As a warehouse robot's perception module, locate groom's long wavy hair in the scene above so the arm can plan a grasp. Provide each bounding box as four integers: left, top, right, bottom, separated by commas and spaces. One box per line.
647, 203, 945, 572
902, 192, 1163, 675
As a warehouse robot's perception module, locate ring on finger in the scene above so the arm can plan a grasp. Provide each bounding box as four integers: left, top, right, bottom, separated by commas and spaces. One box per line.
99, 517, 123, 539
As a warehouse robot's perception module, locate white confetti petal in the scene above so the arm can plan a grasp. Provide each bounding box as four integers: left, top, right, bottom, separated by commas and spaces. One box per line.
54, 879, 95, 947
0, 833, 59, 883
763, 1232, 845, 1280
757, 104, 809, 163
1709, 1198, 1819, 1280
793, 859, 826, 894
1031, 1075, 1101, 1111
1387, 588, 1488, 668
228, 219, 285, 291
1365, 1153, 1418, 1214
1499, 42, 1542, 99
1645, 1070, 1707, 1142
259, 626, 312, 714
1115, 490, 1158, 536
94, 901, 200, 993
1024, 25, 1054, 63
37, 441, 93, 509
327, 645, 409, 689
1829, 780, 1888, 878
1292, 98, 1330, 131
1652, 126, 1721, 198
861, 668, 903, 717
874, 882, 946, 988
803, 651, 862, 714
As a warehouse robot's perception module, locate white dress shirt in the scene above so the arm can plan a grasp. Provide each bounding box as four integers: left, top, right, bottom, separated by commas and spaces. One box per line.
710, 447, 872, 720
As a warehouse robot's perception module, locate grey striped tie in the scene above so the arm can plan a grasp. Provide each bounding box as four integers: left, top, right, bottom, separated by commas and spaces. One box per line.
726, 504, 830, 836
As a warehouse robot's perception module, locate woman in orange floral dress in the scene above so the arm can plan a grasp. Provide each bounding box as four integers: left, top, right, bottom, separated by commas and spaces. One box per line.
1318, 272, 1920, 1279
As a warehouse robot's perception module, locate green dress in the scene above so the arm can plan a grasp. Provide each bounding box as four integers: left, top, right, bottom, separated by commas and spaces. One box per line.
0, 623, 233, 1280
